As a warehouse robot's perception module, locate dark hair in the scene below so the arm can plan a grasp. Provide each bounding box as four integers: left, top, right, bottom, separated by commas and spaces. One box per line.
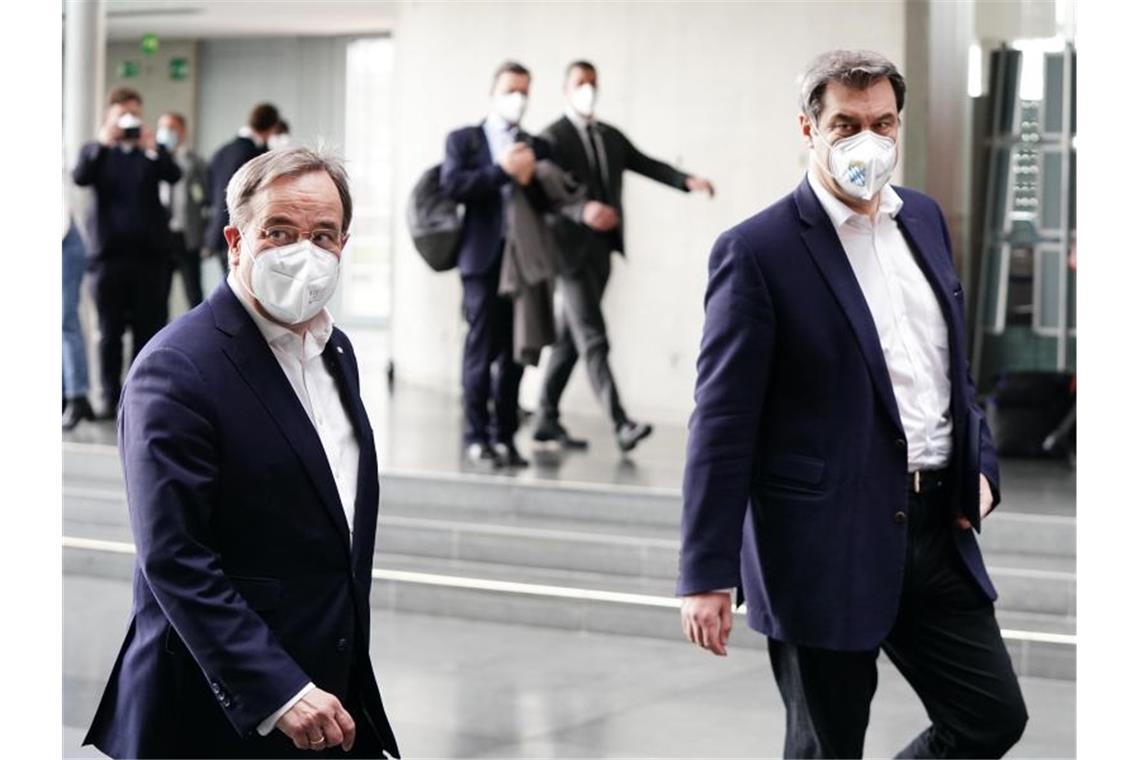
108, 87, 142, 107
490, 60, 530, 91
275, 119, 290, 134
248, 103, 281, 133
161, 111, 187, 129
564, 60, 596, 84
800, 50, 906, 124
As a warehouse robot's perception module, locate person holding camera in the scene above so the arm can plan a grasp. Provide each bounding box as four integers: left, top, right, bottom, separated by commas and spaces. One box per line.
73, 87, 182, 419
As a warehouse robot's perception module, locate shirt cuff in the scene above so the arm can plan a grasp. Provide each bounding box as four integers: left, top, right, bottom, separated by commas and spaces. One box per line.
714, 588, 734, 596
257, 682, 315, 736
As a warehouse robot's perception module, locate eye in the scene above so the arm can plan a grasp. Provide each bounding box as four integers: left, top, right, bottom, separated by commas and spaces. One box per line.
265, 227, 290, 242
313, 230, 338, 247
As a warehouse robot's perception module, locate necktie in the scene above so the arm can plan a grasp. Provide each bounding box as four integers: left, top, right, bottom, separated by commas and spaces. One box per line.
586, 124, 609, 204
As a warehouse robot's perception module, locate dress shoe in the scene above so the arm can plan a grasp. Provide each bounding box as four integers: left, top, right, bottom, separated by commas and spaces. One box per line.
465, 442, 505, 469
616, 420, 653, 453
532, 418, 589, 450
62, 396, 96, 431
494, 441, 530, 468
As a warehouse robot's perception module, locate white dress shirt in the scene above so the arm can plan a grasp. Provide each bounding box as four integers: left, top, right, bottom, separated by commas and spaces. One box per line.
806, 170, 954, 471
227, 272, 360, 734
482, 111, 518, 164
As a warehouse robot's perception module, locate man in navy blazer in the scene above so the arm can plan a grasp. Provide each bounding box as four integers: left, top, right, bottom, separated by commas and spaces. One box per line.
84, 146, 399, 758
205, 103, 279, 276
441, 60, 551, 469
678, 50, 1027, 758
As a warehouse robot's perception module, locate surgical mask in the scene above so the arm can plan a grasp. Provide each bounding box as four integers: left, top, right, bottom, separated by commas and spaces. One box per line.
267, 133, 291, 150
156, 127, 178, 151
244, 236, 341, 325
813, 126, 898, 201
493, 91, 527, 125
570, 84, 596, 118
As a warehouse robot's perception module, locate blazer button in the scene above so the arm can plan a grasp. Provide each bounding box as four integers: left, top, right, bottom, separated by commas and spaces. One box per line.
894, 511, 907, 524
336, 637, 350, 653
211, 682, 221, 694
894, 438, 906, 450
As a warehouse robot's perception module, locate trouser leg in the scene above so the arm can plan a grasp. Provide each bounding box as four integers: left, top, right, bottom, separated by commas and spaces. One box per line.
460, 272, 496, 445
489, 286, 522, 444
884, 490, 1028, 759
767, 638, 879, 758
90, 260, 129, 412
62, 225, 90, 398
174, 232, 204, 307
128, 260, 169, 362
557, 253, 628, 427
536, 284, 580, 424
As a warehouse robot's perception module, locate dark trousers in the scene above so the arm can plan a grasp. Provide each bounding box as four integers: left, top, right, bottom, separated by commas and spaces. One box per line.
461, 262, 522, 446
168, 231, 204, 308
90, 256, 169, 412
767, 487, 1028, 759
538, 249, 628, 428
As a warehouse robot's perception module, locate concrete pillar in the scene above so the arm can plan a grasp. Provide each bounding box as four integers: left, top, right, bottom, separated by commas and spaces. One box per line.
63, 0, 105, 168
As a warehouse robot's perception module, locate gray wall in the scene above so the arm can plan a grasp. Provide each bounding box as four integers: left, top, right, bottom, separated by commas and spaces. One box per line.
388, 0, 907, 426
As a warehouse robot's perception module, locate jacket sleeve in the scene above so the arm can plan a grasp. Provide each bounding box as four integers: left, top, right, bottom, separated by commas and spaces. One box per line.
119, 346, 312, 737
618, 128, 690, 191
440, 128, 510, 202
153, 146, 183, 183
72, 141, 106, 187
676, 232, 775, 596
935, 205, 1001, 508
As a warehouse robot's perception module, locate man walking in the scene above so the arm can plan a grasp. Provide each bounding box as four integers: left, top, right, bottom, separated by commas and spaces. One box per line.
678, 50, 1027, 758
84, 146, 400, 758
533, 60, 714, 453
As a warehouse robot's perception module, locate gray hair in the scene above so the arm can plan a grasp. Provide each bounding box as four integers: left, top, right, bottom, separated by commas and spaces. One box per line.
799, 49, 906, 125
225, 144, 353, 233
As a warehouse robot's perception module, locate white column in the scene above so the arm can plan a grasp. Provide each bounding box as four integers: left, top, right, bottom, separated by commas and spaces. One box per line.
63, 0, 105, 168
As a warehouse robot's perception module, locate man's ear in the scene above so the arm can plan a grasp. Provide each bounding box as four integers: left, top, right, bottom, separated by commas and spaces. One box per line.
223, 226, 243, 270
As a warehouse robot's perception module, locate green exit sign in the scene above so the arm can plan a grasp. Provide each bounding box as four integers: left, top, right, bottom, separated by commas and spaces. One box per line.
169, 57, 189, 81
140, 33, 159, 55
118, 60, 140, 79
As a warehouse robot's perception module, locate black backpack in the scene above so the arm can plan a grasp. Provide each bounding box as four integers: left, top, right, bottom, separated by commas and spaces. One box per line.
407, 164, 463, 272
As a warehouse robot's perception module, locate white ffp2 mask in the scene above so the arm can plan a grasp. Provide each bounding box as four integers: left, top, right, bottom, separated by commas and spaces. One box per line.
814, 128, 898, 201
570, 84, 597, 118
245, 237, 340, 325
493, 92, 528, 125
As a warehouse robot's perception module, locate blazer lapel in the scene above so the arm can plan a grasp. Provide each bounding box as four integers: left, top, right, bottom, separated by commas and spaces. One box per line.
557, 116, 594, 186
211, 283, 352, 551
794, 179, 904, 433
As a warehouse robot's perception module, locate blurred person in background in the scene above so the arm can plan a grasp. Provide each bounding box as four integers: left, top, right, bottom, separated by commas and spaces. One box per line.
533, 60, 715, 454
72, 87, 182, 419
62, 158, 94, 431
678, 49, 1026, 758
157, 111, 210, 308
84, 146, 400, 759
269, 119, 292, 150
206, 102, 280, 275
441, 60, 552, 469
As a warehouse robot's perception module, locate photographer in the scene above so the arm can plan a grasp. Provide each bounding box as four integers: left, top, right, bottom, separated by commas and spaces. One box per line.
73, 87, 181, 418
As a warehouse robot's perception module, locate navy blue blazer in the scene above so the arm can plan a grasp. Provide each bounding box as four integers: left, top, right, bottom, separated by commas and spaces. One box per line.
440, 124, 551, 277
206, 136, 265, 252
84, 282, 399, 759
677, 177, 1001, 652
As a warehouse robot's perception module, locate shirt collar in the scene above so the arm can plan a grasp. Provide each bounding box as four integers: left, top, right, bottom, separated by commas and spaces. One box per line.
564, 107, 594, 131
226, 270, 334, 360
238, 125, 266, 148
806, 169, 903, 231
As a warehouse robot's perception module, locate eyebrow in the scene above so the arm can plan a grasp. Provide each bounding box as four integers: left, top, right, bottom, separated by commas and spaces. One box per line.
263, 214, 341, 230
831, 111, 897, 123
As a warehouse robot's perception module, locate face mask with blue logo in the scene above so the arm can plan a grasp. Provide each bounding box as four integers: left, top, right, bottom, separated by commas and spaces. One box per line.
812, 125, 898, 202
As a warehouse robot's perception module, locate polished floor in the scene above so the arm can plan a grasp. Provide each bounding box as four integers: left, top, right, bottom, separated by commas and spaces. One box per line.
63, 573, 1074, 759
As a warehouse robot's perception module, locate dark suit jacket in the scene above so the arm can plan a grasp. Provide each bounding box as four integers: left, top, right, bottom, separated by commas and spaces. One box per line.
72, 141, 183, 261
439, 124, 551, 278
206, 136, 265, 253
84, 282, 399, 759
542, 115, 690, 272
677, 177, 1001, 652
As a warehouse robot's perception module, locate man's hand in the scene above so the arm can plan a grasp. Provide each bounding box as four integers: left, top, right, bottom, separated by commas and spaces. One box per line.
139, 125, 158, 154
685, 175, 716, 198
681, 591, 733, 656
97, 105, 125, 147
498, 143, 536, 185
581, 200, 619, 232
276, 687, 355, 752
956, 474, 996, 530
